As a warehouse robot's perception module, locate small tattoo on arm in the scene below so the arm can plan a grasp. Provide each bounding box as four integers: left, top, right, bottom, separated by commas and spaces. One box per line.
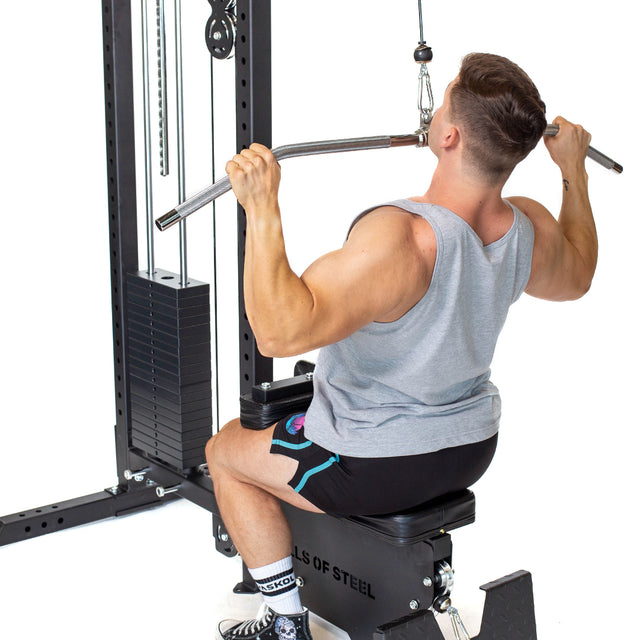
563, 179, 570, 192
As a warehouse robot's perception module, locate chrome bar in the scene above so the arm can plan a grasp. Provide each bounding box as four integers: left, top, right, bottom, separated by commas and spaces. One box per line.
210, 55, 221, 433
156, 132, 426, 231
544, 124, 623, 173
174, 0, 188, 285
141, 0, 155, 272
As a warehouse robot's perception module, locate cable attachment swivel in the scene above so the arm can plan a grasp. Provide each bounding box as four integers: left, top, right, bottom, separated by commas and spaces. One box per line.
417, 60, 434, 130
414, 0, 434, 132
431, 561, 471, 640
445, 606, 472, 640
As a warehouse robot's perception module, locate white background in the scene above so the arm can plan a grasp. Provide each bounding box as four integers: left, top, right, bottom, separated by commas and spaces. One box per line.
0, 1, 638, 638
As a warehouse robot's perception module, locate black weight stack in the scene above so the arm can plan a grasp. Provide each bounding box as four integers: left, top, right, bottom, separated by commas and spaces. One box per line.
126, 269, 212, 472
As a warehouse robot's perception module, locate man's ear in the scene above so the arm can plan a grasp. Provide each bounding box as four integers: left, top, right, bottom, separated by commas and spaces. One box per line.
440, 126, 460, 149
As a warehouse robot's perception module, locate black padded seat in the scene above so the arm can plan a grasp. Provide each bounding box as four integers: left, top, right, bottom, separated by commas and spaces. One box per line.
344, 490, 476, 546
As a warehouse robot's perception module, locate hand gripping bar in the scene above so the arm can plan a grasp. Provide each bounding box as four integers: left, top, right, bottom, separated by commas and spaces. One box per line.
155, 126, 621, 232
544, 124, 623, 174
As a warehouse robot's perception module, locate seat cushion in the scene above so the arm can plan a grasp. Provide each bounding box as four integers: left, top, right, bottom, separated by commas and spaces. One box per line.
344, 490, 476, 546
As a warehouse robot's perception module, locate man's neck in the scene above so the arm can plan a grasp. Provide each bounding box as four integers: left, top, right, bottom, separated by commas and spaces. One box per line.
418, 161, 507, 220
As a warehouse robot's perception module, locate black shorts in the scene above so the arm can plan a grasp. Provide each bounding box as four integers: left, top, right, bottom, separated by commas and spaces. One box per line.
270, 413, 498, 516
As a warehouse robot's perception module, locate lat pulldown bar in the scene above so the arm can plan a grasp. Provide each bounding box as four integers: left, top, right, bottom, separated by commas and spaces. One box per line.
155, 125, 622, 232
156, 132, 427, 231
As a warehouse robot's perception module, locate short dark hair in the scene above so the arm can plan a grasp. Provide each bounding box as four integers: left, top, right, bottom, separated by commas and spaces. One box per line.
449, 53, 547, 181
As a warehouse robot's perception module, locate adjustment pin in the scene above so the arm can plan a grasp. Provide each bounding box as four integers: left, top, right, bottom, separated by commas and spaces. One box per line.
124, 468, 150, 482
156, 484, 182, 498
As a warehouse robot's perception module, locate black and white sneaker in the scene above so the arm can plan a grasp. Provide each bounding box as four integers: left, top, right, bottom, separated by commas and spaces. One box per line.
218, 604, 312, 640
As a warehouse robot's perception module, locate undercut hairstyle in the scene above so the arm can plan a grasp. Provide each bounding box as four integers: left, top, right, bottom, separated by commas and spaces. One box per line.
450, 53, 547, 182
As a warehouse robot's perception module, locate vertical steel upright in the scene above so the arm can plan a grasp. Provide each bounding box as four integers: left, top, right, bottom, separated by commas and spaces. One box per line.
103, 0, 140, 485
234, 0, 273, 394
221, 0, 275, 592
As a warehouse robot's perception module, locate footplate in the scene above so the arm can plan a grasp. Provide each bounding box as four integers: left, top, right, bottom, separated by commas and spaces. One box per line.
476, 570, 537, 640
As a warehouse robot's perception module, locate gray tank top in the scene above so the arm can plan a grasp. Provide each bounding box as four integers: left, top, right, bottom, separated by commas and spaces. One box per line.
304, 199, 534, 458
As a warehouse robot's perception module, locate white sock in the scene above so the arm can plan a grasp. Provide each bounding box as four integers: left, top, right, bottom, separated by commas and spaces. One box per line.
248, 556, 303, 615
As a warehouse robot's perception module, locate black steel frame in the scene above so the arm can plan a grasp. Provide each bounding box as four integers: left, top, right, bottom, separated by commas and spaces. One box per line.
0, 0, 272, 548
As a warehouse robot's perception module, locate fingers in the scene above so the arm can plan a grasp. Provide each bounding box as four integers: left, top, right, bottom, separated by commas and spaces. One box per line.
224, 142, 281, 209
234, 144, 275, 167
544, 116, 592, 171
225, 143, 277, 176
550, 116, 591, 142
247, 142, 272, 156
225, 159, 239, 176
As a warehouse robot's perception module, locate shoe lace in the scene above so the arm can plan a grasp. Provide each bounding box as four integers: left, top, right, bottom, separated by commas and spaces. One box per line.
231, 604, 273, 637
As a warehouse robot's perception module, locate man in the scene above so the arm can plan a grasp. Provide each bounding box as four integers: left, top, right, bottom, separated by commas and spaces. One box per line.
205, 53, 597, 639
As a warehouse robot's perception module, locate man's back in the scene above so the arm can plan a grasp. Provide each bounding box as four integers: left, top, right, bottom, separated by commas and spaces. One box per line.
305, 199, 535, 457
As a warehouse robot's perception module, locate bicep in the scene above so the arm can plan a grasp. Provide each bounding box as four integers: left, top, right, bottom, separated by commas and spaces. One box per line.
508, 196, 589, 302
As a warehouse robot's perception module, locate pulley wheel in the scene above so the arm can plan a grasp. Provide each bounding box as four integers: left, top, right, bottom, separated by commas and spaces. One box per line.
205, 12, 236, 59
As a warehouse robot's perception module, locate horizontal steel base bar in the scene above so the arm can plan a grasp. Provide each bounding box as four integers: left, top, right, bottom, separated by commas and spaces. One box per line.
0, 450, 218, 547
0, 485, 173, 547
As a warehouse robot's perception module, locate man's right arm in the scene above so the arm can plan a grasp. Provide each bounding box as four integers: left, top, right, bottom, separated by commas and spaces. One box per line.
508, 117, 598, 302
